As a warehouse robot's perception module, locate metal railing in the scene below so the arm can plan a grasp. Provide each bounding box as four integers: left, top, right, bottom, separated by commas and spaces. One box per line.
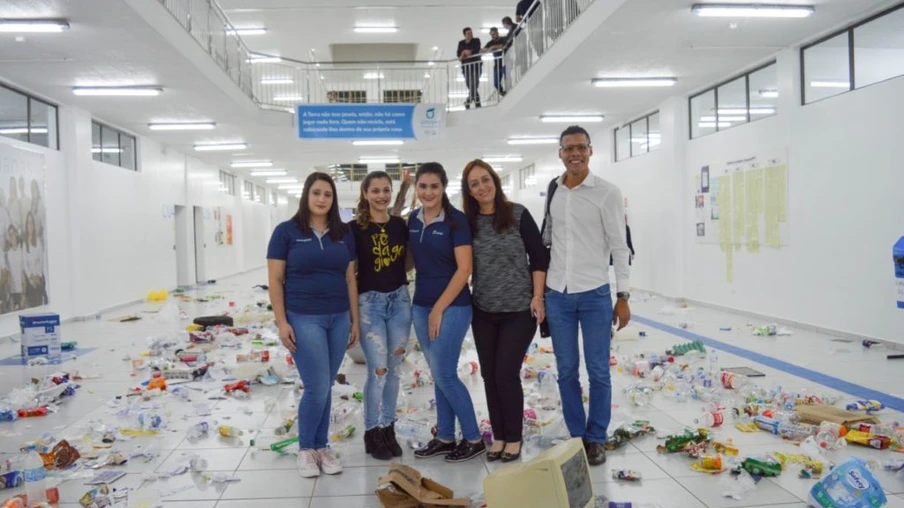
156, 0, 595, 110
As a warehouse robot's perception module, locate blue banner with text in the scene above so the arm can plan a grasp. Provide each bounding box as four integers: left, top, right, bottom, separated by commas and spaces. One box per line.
297, 104, 445, 140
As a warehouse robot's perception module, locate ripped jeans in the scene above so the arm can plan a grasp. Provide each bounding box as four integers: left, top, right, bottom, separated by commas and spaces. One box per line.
359, 285, 413, 430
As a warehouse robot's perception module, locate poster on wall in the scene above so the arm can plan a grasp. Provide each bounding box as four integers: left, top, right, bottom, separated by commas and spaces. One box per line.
226, 215, 233, 246
0, 143, 49, 314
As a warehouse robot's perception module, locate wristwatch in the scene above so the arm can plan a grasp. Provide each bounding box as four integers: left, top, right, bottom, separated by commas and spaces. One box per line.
617, 292, 630, 302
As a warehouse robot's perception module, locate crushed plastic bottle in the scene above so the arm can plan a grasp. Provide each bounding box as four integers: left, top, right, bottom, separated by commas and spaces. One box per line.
626, 385, 654, 407
23, 445, 47, 505
188, 421, 211, 439
218, 425, 243, 438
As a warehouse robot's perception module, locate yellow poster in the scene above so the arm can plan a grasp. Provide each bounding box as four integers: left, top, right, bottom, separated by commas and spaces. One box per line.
764, 165, 781, 247
732, 171, 745, 250
745, 168, 764, 253
717, 176, 734, 281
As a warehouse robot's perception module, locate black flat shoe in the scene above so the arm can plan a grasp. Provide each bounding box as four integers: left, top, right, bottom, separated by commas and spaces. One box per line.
501, 442, 522, 463
445, 440, 486, 463
414, 438, 456, 458
486, 450, 503, 462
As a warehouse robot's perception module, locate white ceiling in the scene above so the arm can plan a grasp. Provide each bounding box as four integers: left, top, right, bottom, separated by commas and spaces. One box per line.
1, 0, 900, 205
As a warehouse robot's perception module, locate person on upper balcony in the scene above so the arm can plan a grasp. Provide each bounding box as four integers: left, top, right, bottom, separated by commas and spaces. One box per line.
516, 0, 544, 59
457, 27, 483, 109
480, 27, 507, 98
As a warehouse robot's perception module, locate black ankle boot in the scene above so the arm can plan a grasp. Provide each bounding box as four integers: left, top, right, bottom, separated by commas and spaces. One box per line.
365, 427, 393, 460
384, 423, 403, 457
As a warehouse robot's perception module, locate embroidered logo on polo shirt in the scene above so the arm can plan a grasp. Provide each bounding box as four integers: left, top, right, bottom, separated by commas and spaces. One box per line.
432, 231, 444, 236
410, 229, 420, 234
297, 238, 312, 243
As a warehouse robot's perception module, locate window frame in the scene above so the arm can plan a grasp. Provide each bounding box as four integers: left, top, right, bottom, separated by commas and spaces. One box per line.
614, 110, 661, 161
800, 2, 904, 105
219, 170, 236, 196
688, 60, 777, 140
0, 81, 60, 150
91, 120, 138, 170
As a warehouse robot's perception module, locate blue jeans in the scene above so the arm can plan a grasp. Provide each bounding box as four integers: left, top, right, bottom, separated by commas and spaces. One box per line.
545, 284, 614, 444
412, 304, 480, 441
287, 310, 350, 450
359, 286, 413, 430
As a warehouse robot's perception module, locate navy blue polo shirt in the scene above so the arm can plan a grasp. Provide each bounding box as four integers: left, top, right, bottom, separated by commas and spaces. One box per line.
267, 221, 356, 315
409, 207, 472, 308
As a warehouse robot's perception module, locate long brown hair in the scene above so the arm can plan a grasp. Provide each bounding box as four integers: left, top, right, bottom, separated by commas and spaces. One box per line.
356, 171, 392, 229
461, 159, 514, 235
291, 172, 347, 241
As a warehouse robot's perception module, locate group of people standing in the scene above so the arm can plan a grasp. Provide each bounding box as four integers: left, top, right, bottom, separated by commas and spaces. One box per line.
1, 176, 46, 313
267, 125, 632, 478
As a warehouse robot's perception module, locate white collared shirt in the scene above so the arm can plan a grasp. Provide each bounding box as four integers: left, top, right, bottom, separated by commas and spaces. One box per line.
547, 172, 631, 294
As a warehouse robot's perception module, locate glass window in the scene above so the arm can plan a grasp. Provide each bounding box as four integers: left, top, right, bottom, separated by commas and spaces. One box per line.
0, 86, 29, 144
691, 90, 716, 138
28, 98, 56, 149
256, 185, 265, 203
803, 32, 851, 103
648, 112, 661, 152
630, 118, 648, 156
615, 126, 630, 161
716, 75, 748, 127
854, 7, 904, 88
748, 64, 779, 120
120, 133, 136, 170
91, 122, 102, 162
100, 125, 120, 166
243, 181, 254, 200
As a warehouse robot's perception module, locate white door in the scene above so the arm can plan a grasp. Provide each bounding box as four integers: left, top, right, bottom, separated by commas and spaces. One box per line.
193, 206, 207, 283
174, 205, 192, 287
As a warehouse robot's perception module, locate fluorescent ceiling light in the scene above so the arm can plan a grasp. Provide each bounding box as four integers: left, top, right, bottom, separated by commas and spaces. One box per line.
483, 156, 523, 163
700, 115, 746, 122
278, 184, 304, 190
228, 27, 267, 35
363, 72, 385, 80
717, 107, 775, 115
540, 115, 604, 123
352, 140, 404, 146
446, 105, 466, 112
480, 27, 509, 36
194, 143, 247, 151
148, 122, 216, 131
354, 26, 398, 33
507, 137, 559, 145
698, 122, 732, 128
232, 161, 273, 168
758, 88, 779, 98
91, 147, 123, 154
0, 20, 70, 33
424, 72, 431, 78
592, 77, 677, 88
266, 178, 297, 184
359, 158, 400, 164
248, 55, 282, 63
431, 46, 439, 51
428, 61, 436, 66
273, 95, 304, 102
72, 86, 162, 96
261, 78, 293, 85
0, 127, 48, 135
250, 170, 287, 177
810, 81, 849, 88
480, 54, 495, 62
691, 4, 815, 18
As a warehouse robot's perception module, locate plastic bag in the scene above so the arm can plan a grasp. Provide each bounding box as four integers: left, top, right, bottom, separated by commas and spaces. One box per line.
808, 458, 887, 508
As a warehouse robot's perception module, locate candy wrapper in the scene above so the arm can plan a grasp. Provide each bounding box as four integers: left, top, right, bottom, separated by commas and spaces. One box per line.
40, 439, 81, 469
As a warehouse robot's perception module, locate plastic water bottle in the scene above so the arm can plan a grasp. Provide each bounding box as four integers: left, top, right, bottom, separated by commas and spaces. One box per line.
23, 445, 47, 505
188, 421, 211, 439
695, 409, 725, 427
394, 420, 433, 442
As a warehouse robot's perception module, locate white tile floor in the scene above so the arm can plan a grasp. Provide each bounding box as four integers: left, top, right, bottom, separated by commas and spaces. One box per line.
0, 269, 902, 508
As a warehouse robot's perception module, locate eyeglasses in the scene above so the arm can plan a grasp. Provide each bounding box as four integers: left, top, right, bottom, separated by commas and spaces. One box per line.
560, 144, 591, 153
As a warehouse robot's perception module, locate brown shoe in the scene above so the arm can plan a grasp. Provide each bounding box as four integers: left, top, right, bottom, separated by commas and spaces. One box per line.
585, 441, 607, 466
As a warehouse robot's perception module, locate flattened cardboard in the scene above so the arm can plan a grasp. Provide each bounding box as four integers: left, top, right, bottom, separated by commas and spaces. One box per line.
795, 405, 880, 426
376, 463, 470, 507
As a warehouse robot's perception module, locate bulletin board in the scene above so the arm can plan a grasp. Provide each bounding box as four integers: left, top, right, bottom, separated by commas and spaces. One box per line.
694, 154, 790, 282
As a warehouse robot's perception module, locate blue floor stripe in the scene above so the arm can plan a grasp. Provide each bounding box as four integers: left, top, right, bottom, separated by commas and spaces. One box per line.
633, 315, 904, 413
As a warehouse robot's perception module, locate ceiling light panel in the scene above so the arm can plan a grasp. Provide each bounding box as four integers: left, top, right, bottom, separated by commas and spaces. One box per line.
194, 143, 247, 151
691, 4, 815, 18
540, 115, 604, 123
148, 122, 216, 131
0, 19, 70, 32
72, 86, 163, 96
592, 78, 677, 87
354, 26, 398, 33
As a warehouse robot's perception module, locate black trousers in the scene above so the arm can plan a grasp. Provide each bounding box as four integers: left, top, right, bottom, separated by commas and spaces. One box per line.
472, 306, 537, 442
462, 62, 482, 107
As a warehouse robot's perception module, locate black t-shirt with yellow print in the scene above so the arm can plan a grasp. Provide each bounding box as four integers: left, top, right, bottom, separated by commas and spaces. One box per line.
349, 216, 409, 294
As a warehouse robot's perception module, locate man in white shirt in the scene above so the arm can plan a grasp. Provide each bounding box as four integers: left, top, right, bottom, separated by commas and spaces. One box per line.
541, 125, 631, 466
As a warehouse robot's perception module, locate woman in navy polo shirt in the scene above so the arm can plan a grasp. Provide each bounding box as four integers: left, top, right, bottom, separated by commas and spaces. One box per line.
409, 162, 485, 463
267, 172, 360, 478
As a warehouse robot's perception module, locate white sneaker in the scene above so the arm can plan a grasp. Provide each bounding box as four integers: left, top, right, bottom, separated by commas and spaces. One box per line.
317, 448, 343, 475
297, 450, 320, 478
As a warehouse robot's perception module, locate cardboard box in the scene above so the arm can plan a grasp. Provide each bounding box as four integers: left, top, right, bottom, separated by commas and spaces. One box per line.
19, 313, 61, 365
795, 405, 880, 427
376, 463, 470, 507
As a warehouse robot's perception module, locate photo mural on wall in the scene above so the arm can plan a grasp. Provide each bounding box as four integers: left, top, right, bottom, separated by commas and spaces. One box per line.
0, 143, 48, 314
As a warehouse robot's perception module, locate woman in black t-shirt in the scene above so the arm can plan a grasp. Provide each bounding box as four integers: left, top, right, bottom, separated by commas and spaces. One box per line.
349, 171, 413, 461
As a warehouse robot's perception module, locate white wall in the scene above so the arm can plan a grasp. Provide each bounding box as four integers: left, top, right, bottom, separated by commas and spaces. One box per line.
512, 48, 904, 342
0, 92, 291, 338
